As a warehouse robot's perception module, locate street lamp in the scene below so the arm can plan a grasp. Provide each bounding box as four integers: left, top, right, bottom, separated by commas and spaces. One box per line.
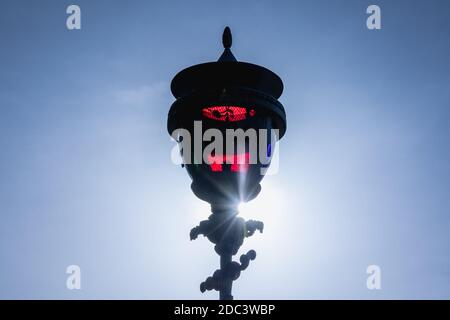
168, 27, 287, 300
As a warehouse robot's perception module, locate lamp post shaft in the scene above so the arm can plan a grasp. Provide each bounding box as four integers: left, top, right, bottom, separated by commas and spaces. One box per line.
219, 254, 233, 300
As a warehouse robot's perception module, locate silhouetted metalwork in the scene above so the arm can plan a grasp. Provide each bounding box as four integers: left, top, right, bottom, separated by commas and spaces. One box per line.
168, 27, 286, 300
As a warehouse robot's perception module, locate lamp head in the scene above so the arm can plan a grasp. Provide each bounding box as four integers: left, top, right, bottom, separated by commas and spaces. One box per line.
168, 27, 287, 206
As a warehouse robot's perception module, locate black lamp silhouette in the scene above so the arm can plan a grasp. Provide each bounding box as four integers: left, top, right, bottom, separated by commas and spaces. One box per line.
167, 27, 286, 300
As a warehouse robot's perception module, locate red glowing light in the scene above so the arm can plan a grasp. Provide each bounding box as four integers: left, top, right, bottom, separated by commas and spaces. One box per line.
207, 153, 250, 173
202, 106, 248, 122
208, 154, 223, 172
230, 153, 250, 173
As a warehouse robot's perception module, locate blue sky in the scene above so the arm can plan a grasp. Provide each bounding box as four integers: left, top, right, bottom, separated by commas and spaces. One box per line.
0, 0, 449, 299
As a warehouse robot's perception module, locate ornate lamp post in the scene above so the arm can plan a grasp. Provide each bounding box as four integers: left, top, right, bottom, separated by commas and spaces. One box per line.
167, 27, 287, 300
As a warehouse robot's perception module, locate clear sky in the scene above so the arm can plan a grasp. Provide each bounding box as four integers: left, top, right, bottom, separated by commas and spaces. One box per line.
0, 0, 449, 299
